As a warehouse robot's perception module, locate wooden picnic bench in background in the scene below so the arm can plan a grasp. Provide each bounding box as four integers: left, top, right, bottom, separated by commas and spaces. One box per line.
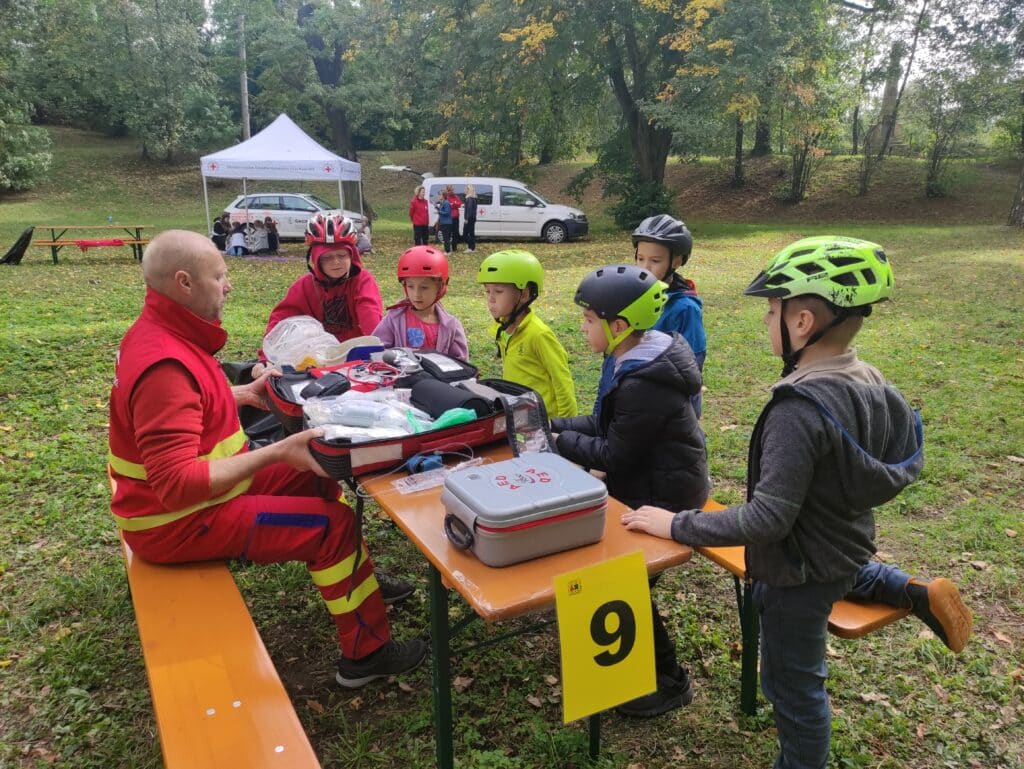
698, 499, 910, 716
34, 225, 152, 264
120, 537, 321, 768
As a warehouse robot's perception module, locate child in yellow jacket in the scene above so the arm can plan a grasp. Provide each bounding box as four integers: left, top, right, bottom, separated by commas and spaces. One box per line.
476, 250, 578, 418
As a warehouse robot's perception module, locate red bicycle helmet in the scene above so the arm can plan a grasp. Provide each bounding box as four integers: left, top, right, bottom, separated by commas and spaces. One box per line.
305, 213, 356, 245
397, 245, 449, 300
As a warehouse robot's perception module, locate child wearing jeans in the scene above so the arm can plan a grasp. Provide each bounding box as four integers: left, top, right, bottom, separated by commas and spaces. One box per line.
373, 245, 469, 360
622, 237, 972, 766
476, 249, 578, 418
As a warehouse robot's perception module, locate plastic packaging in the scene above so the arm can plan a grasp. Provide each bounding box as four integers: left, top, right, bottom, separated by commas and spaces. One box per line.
322, 424, 410, 443
304, 395, 434, 434
429, 407, 478, 430
262, 315, 347, 370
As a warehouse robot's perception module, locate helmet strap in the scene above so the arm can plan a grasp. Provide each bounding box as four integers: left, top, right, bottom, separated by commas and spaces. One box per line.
779, 300, 865, 377
494, 287, 536, 342
602, 318, 634, 355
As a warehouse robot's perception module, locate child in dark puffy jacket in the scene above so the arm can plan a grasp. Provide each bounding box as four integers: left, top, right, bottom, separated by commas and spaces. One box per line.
552, 263, 707, 718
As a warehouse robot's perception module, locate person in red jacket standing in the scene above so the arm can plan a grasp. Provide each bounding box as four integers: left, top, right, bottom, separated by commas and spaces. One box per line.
408, 185, 429, 245
445, 184, 462, 253
109, 230, 426, 687
252, 214, 383, 375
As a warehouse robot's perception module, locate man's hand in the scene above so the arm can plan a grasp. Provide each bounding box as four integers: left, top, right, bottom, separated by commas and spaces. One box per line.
272, 428, 329, 477
620, 505, 676, 540
250, 361, 269, 379
232, 366, 279, 410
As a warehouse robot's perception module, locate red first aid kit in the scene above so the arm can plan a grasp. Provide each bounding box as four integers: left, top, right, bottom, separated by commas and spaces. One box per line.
306, 378, 545, 479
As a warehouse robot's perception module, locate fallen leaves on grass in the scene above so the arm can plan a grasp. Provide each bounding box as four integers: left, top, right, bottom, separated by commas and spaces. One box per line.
306, 700, 324, 714
453, 675, 473, 692
993, 629, 1013, 645
526, 695, 543, 709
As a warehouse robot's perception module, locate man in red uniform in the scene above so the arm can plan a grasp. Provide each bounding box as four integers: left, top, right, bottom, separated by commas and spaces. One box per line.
108, 230, 426, 687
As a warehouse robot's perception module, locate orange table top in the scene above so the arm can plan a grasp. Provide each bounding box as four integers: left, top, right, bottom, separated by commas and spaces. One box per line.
358, 445, 693, 622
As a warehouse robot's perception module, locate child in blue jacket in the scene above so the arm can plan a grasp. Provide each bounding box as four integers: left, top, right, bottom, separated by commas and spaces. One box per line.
632, 215, 706, 417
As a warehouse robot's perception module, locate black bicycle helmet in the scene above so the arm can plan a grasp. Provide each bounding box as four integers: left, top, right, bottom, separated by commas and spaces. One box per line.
574, 264, 667, 353
631, 215, 693, 263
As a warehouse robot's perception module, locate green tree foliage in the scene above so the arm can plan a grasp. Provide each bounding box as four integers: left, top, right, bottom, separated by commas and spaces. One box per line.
0, 1, 51, 191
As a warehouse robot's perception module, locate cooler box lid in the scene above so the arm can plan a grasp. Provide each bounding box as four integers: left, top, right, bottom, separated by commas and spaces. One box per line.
442, 453, 607, 529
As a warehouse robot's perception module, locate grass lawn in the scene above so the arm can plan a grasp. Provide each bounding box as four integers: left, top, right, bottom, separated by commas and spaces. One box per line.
1, 129, 1022, 768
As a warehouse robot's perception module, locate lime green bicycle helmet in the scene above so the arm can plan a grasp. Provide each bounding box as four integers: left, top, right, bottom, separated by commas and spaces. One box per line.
476, 249, 544, 296
744, 236, 893, 307
575, 264, 667, 353
745, 236, 893, 375
476, 249, 545, 338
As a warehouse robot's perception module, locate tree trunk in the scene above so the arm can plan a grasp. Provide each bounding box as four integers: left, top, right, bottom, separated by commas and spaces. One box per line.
1019, 88, 1024, 157
604, 32, 672, 185
1008, 158, 1024, 227
752, 113, 772, 156
239, 15, 251, 140
859, 1, 928, 196
438, 144, 449, 176
852, 104, 861, 155
732, 116, 745, 187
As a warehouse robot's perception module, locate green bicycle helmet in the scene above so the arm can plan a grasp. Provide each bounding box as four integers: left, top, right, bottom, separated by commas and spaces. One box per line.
477, 249, 545, 339
476, 249, 544, 297
746, 236, 894, 375
575, 264, 667, 353
744, 236, 893, 308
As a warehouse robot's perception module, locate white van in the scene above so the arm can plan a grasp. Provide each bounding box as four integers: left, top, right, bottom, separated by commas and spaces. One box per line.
425, 177, 588, 244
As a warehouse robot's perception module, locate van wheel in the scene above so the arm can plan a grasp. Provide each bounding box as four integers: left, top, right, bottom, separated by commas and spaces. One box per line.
543, 222, 567, 244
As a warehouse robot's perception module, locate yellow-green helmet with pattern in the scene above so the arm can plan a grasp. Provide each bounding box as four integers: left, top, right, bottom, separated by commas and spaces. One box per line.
744, 236, 893, 308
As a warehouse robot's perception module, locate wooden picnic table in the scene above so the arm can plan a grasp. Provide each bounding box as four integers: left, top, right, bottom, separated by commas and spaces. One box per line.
34, 224, 153, 264
358, 444, 693, 769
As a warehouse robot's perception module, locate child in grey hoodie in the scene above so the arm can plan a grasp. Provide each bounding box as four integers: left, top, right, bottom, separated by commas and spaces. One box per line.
622, 237, 971, 767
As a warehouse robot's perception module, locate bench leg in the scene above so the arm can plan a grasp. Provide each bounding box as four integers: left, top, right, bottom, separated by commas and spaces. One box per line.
429, 566, 455, 769
734, 575, 759, 716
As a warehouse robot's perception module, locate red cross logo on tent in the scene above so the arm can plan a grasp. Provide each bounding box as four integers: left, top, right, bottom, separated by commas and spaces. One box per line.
208, 162, 218, 171
324, 164, 333, 173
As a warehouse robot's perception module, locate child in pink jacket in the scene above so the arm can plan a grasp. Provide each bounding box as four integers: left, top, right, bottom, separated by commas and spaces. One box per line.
373, 245, 468, 360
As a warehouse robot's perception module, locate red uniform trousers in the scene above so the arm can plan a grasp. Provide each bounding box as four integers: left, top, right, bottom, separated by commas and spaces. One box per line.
123, 463, 390, 660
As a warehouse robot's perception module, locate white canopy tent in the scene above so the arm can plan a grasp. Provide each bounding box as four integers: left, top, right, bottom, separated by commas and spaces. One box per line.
199, 113, 363, 233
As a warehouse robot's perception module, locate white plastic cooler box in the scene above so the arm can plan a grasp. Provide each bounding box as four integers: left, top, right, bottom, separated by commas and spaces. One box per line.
441, 454, 608, 567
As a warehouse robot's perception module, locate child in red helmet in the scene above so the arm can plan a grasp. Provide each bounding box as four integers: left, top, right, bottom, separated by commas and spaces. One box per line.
253, 214, 383, 376
372, 245, 469, 360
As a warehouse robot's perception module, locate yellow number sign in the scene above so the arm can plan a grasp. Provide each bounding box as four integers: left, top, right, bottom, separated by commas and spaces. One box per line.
553, 550, 655, 723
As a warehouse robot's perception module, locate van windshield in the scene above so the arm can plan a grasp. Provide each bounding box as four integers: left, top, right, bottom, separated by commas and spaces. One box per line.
524, 186, 550, 205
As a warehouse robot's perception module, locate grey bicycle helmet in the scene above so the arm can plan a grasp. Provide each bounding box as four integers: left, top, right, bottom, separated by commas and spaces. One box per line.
631, 215, 693, 263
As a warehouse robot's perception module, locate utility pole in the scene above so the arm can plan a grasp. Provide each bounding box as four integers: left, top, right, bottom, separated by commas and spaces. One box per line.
239, 14, 251, 140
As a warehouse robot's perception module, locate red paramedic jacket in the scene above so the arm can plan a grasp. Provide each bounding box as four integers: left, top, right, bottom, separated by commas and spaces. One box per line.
108, 288, 250, 530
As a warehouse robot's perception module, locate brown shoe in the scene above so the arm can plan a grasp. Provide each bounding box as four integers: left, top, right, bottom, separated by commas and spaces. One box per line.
906, 578, 973, 653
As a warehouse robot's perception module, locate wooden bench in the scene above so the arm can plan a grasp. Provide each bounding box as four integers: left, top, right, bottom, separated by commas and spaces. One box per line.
697, 500, 910, 716
34, 225, 152, 263
120, 537, 321, 768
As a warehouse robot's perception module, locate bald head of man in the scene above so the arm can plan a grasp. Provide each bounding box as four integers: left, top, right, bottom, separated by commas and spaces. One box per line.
142, 229, 232, 322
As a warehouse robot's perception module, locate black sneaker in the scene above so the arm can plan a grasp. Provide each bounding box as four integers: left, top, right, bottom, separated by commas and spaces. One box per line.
336, 639, 428, 688
905, 578, 972, 653
616, 665, 694, 718
375, 570, 415, 605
